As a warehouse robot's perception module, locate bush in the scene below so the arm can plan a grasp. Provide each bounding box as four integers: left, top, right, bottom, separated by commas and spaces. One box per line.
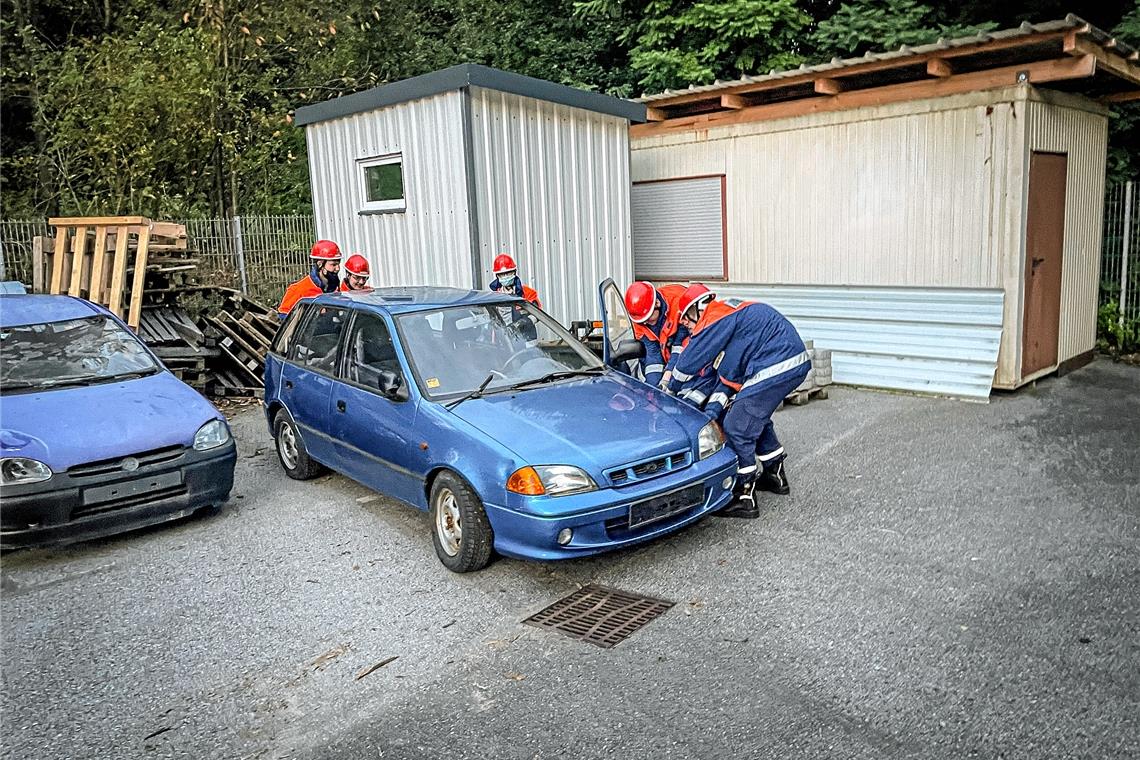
1097, 300, 1140, 355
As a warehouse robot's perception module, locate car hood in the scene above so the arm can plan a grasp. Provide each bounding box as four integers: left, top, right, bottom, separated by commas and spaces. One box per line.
0, 371, 221, 470
448, 372, 701, 474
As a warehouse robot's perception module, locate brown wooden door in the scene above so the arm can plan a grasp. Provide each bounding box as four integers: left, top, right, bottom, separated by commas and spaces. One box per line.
1022, 152, 1067, 377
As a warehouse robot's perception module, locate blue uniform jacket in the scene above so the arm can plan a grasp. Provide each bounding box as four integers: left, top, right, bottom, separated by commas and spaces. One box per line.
667, 303, 808, 419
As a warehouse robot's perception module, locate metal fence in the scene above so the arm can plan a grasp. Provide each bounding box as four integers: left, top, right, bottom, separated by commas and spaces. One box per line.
1101, 180, 1140, 325
0, 215, 314, 306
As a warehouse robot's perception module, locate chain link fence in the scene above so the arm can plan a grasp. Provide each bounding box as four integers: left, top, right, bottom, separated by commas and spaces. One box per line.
0, 215, 314, 306
1101, 180, 1139, 324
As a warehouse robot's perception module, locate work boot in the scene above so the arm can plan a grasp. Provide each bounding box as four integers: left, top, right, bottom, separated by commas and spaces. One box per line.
756, 459, 790, 495
716, 478, 759, 519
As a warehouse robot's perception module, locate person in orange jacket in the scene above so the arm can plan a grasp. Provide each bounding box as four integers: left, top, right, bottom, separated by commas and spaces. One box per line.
623, 281, 687, 387
340, 254, 373, 292
661, 283, 739, 404
489, 254, 541, 308
277, 240, 343, 318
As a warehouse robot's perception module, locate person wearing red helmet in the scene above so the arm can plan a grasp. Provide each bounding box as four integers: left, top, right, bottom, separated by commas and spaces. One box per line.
340, 253, 373, 292
623, 281, 686, 387
659, 284, 738, 404
277, 240, 343, 318
489, 253, 541, 307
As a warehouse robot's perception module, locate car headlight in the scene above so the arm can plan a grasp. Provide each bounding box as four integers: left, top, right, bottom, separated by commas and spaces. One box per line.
698, 421, 725, 460
506, 465, 597, 497
1, 457, 53, 486
193, 419, 231, 451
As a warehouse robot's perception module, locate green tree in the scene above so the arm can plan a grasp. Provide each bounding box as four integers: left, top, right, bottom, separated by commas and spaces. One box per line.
809, 0, 997, 58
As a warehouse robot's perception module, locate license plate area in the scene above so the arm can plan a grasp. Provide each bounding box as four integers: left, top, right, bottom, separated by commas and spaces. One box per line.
82, 471, 184, 506
628, 483, 705, 529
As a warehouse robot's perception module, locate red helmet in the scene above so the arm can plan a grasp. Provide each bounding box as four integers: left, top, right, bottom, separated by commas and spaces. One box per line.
624, 281, 658, 324
311, 239, 341, 261
344, 254, 370, 277
493, 253, 517, 275
678, 283, 714, 320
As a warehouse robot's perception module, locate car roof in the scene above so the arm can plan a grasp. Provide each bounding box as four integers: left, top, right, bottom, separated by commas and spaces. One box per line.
0, 294, 106, 328
311, 286, 518, 315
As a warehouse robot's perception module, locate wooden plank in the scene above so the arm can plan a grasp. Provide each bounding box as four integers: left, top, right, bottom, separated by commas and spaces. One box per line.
814, 78, 843, 95
631, 56, 1098, 138
1102, 90, 1140, 103
127, 226, 150, 329
720, 94, 748, 109
32, 236, 45, 293
216, 340, 264, 386
210, 314, 267, 366
67, 226, 89, 297
645, 106, 668, 121
49, 227, 69, 294
88, 226, 109, 303
1066, 37, 1140, 87
148, 222, 187, 240
639, 29, 1071, 109
927, 58, 954, 77
49, 216, 150, 227
107, 225, 132, 317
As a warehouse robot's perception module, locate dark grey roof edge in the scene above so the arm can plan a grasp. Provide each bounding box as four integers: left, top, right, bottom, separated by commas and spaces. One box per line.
294, 63, 646, 127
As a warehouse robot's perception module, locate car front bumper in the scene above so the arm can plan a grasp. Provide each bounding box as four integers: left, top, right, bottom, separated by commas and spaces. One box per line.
483, 449, 738, 561
0, 442, 236, 549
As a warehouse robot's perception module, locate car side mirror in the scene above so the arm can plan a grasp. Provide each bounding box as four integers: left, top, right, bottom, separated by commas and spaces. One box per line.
377, 370, 408, 401
611, 338, 645, 363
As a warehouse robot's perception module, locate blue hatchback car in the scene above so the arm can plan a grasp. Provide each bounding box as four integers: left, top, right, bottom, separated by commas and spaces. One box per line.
0, 295, 236, 548
264, 284, 738, 572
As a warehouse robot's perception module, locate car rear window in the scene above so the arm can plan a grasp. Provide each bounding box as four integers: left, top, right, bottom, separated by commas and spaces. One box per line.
0, 315, 158, 394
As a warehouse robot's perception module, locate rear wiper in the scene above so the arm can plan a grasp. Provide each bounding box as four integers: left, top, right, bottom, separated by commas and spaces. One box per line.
505, 367, 605, 390
444, 373, 496, 410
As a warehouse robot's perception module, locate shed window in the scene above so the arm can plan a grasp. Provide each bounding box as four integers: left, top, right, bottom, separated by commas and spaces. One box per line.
359, 154, 405, 213
631, 176, 726, 280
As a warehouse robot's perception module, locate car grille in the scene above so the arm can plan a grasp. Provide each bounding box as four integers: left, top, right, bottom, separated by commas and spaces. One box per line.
67, 445, 186, 478
605, 450, 691, 486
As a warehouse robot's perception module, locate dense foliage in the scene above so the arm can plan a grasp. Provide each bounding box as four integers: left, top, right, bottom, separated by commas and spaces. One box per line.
2, 0, 1136, 217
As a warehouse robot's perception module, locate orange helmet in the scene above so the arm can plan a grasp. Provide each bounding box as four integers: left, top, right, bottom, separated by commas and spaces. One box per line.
344, 254, 370, 277
624, 281, 658, 324
493, 254, 517, 275
678, 283, 714, 320
310, 239, 341, 261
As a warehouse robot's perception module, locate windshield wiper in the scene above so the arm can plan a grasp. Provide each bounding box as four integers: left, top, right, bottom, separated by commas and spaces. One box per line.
444, 373, 497, 410
505, 367, 606, 391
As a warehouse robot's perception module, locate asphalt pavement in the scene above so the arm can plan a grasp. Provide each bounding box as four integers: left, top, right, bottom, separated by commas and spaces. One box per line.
2, 359, 1137, 759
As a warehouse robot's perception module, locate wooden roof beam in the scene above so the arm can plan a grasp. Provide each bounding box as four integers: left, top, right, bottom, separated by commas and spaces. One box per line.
720, 94, 748, 109
632, 55, 1096, 139
814, 78, 844, 95
927, 58, 954, 77
1102, 91, 1140, 103
1065, 36, 1140, 87
641, 29, 1071, 108
645, 106, 668, 122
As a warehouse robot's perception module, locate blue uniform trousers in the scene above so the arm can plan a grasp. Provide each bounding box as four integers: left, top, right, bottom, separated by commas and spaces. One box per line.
721, 363, 809, 481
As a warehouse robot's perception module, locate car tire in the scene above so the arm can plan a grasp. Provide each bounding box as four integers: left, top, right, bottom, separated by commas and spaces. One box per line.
430, 471, 494, 573
274, 412, 325, 480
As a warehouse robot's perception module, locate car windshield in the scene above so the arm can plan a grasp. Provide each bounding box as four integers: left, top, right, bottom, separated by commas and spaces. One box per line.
397, 302, 604, 399
0, 315, 158, 394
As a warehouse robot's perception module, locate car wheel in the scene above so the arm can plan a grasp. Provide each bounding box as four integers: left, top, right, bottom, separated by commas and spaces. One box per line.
430, 472, 494, 573
274, 411, 325, 480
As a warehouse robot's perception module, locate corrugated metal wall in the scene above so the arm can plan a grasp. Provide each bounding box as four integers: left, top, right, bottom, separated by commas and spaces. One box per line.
305, 91, 473, 289
631, 89, 1024, 289
1023, 93, 1109, 370
469, 87, 633, 325
712, 284, 1005, 399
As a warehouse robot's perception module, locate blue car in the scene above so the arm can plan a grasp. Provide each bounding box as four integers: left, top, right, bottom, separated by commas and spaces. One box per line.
264, 282, 738, 572
0, 295, 236, 549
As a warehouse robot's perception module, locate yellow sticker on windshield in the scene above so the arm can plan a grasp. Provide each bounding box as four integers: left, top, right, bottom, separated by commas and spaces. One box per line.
426, 377, 440, 388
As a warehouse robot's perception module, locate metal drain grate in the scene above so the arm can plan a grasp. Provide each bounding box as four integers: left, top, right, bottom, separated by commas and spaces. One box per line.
523, 584, 675, 648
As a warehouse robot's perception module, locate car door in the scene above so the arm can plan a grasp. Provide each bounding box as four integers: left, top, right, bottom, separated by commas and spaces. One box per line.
597, 277, 640, 374
279, 304, 348, 467
329, 309, 425, 507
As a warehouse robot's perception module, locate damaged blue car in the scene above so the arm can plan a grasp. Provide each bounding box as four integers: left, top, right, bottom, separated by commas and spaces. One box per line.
263, 283, 737, 572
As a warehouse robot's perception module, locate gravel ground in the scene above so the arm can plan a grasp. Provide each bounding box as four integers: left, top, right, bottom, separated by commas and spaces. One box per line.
1, 359, 1137, 760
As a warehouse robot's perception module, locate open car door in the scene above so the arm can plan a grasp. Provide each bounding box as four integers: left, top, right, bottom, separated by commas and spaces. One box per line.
596, 278, 643, 374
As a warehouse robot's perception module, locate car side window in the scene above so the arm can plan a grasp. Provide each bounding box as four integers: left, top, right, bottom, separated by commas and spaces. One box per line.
273, 305, 307, 356
341, 312, 404, 390
289, 306, 347, 374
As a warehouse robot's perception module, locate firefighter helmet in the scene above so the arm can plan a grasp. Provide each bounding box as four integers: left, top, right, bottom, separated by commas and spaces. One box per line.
310, 239, 342, 261
678, 283, 714, 321
344, 254, 370, 277
624, 281, 659, 324
492, 253, 517, 275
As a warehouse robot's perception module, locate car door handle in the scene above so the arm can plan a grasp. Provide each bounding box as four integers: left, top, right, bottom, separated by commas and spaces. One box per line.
336, 400, 346, 413
284, 380, 294, 389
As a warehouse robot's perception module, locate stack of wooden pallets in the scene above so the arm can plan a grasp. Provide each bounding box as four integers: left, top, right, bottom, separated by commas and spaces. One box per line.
784, 340, 832, 406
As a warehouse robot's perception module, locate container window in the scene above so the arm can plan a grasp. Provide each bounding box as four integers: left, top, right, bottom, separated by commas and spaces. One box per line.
359, 154, 405, 213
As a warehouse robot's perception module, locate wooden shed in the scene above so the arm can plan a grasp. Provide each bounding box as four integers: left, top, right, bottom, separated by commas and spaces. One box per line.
629, 16, 1140, 397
